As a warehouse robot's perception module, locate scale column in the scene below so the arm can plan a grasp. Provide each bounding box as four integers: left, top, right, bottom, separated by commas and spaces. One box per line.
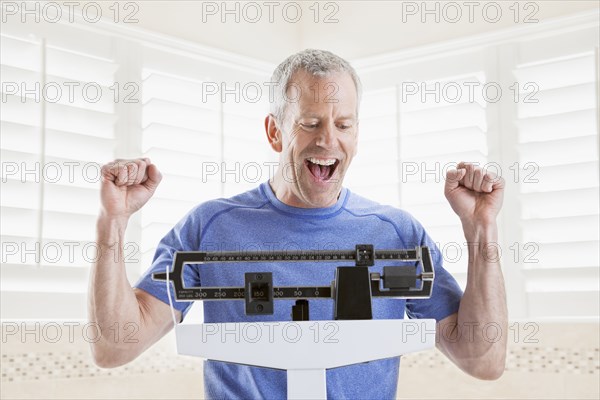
287, 369, 326, 399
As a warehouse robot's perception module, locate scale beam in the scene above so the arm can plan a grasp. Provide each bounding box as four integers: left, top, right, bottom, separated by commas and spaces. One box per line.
152, 245, 435, 309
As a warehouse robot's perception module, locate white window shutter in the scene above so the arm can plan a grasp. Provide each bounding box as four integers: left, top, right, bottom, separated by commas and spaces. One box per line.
514, 44, 599, 318
1, 23, 118, 318
139, 46, 272, 271
346, 87, 400, 206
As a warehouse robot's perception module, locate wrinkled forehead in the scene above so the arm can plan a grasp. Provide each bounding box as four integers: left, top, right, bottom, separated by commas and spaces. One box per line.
285, 70, 358, 116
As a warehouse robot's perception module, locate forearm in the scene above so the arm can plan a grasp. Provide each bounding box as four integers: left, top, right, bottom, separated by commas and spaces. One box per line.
88, 214, 143, 365
449, 222, 508, 377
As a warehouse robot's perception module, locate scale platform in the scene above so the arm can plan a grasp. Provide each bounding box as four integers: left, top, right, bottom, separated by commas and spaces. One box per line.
177, 319, 436, 399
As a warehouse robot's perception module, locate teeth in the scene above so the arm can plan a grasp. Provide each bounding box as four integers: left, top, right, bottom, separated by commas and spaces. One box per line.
308, 157, 336, 166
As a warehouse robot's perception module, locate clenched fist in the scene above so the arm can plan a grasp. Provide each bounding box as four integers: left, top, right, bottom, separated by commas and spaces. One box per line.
100, 158, 162, 221
444, 161, 505, 228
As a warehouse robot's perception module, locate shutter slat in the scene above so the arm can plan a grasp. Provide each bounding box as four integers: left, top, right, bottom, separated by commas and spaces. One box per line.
142, 123, 218, 155
521, 188, 599, 219
1, 180, 39, 210
223, 137, 277, 163
1, 94, 42, 126
222, 113, 264, 139
518, 82, 596, 119
358, 115, 397, 140
401, 127, 487, 158
522, 241, 599, 270
360, 88, 396, 117
518, 161, 598, 193
514, 53, 595, 91
142, 198, 197, 226
0, 122, 41, 155
401, 102, 487, 135
41, 211, 97, 242
0, 34, 41, 72
46, 47, 118, 85
353, 137, 398, 163
517, 109, 596, 142
152, 174, 221, 202
143, 148, 218, 178
522, 215, 599, 244
46, 102, 116, 138
0, 207, 38, 238
518, 135, 598, 167
142, 71, 220, 110
142, 98, 220, 132
0, 264, 90, 291
2, 150, 104, 189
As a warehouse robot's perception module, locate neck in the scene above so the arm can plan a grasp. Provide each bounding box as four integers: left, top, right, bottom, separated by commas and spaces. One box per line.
269, 169, 341, 208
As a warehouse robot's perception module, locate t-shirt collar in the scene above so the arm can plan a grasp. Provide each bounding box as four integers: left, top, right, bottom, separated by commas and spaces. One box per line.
259, 180, 348, 218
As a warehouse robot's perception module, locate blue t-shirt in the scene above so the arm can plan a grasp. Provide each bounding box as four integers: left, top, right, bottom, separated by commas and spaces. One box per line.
135, 181, 463, 399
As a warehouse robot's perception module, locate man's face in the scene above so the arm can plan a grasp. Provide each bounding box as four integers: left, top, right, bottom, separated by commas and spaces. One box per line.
267, 69, 359, 208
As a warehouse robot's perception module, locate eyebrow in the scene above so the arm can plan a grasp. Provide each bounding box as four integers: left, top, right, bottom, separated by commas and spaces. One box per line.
297, 113, 356, 120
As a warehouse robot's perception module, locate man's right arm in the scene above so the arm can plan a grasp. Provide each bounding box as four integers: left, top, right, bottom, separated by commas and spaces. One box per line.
88, 158, 181, 368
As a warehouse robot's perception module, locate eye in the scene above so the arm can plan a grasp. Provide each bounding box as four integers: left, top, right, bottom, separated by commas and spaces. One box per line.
300, 123, 318, 129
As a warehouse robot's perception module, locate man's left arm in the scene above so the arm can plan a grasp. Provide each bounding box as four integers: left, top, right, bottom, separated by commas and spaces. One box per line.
436, 162, 508, 380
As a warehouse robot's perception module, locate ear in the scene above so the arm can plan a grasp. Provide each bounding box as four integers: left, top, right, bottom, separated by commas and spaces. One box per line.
265, 114, 282, 153
353, 119, 360, 157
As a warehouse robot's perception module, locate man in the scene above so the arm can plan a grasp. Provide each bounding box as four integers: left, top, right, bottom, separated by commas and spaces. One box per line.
89, 49, 507, 398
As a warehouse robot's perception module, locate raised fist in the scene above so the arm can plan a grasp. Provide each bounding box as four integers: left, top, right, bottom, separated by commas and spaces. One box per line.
99, 158, 162, 220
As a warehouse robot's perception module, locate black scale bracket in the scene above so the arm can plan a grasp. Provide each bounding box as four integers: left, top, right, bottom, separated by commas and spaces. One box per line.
152, 244, 435, 321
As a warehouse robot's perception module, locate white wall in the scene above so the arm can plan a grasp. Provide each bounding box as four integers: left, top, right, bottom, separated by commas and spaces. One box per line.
123, 1, 600, 62
300, 0, 600, 59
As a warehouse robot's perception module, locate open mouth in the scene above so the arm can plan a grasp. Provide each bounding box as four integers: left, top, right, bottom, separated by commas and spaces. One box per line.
305, 157, 339, 182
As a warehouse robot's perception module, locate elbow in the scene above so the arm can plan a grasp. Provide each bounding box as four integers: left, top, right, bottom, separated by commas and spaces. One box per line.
475, 367, 505, 381
89, 342, 132, 369
92, 357, 117, 369
90, 347, 119, 369
469, 360, 506, 381
448, 341, 507, 380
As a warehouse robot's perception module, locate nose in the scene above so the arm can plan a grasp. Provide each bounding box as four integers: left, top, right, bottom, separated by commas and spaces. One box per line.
315, 121, 336, 149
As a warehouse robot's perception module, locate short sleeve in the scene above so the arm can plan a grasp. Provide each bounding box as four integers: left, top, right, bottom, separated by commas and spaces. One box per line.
405, 228, 464, 322
133, 207, 202, 321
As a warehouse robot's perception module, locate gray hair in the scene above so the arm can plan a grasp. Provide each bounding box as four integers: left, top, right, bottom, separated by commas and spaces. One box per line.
269, 49, 362, 125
